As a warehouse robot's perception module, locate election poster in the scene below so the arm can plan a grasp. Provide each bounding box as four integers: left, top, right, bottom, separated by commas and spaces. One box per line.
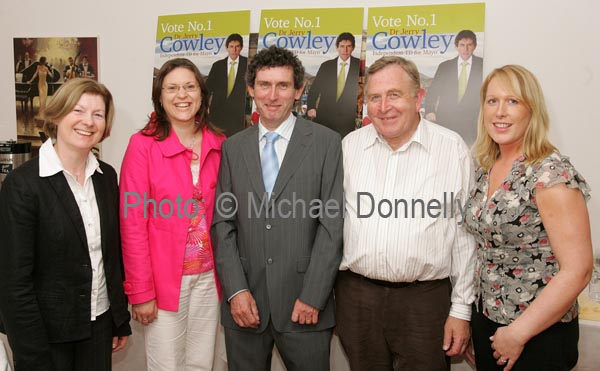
366, 3, 485, 144
258, 8, 364, 137
155, 11, 251, 135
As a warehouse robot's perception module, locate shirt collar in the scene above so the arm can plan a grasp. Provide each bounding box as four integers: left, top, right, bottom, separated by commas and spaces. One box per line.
363, 116, 430, 152
39, 138, 102, 178
258, 113, 296, 142
337, 56, 351, 66
458, 56, 473, 66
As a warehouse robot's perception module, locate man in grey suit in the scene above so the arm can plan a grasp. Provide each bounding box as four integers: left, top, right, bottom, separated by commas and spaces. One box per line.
211, 45, 344, 371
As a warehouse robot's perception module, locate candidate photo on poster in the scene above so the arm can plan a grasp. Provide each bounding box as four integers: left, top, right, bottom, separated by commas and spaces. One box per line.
306, 32, 361, 138
424, 30, 483, 145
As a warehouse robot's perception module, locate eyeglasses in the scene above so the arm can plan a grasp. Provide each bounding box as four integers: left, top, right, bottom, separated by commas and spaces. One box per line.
162, 84, 199, 94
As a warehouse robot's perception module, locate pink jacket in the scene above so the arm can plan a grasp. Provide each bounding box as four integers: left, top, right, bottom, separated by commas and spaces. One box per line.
119, 125, 225, 311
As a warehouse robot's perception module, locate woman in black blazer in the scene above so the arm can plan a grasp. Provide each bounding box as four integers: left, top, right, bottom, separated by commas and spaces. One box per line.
0, 78, 131, 371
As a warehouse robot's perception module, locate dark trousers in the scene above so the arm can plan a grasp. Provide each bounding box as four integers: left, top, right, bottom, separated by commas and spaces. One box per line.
471, 307, 579, 371
224, 318, 332, 371
335, 270, 451, 371
49, 310, 114, 371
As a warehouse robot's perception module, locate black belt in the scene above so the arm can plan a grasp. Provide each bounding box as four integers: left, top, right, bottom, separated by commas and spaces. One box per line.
345, 269, 446, 289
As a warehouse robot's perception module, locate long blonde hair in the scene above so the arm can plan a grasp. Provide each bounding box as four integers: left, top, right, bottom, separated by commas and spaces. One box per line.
473, 65, 556, 170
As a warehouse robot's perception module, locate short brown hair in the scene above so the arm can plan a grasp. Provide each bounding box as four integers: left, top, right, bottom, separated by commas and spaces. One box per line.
43, 78, 114, 141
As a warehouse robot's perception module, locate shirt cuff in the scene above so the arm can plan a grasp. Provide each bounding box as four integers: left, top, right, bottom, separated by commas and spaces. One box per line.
449, 302, 471, 321
228, 289, 249, 303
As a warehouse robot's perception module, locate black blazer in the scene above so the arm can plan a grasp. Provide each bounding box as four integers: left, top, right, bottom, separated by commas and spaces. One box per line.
0, 157, 131, 371
306, 56, 360, 138
424, 55, 483, 145
206, 55, 248, 137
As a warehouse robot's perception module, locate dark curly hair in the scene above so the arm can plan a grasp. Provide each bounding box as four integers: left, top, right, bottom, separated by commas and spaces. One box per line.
246, 45, 305, 90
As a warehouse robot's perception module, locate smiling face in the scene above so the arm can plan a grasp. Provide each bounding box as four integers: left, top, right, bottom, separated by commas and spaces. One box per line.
160, 67, 201, 127
366, 64, 424, 150
55, 93, 106, 154
248, 66, 303, 130
483, 77, 532, 151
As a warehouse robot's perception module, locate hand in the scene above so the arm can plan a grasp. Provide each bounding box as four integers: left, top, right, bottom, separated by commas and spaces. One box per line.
291, 299, 319, 325
443, 316, 470, 356
230, 291, 260, 328
112, 336, 128, 352
490, 325, 527, 371
132, 299, 158, 326
425, 112, 437, 122
307, 109, 317, 119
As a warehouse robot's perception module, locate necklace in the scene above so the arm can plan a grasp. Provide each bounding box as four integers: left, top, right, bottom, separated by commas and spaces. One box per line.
187, 134, 200, 161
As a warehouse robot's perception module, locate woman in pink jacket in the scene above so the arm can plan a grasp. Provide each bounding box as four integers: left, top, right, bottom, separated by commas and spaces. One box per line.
120, 58, 226, 370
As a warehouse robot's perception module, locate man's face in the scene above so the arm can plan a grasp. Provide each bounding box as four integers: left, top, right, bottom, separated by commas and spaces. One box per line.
68, 57, 74, 65
248, 66, 303, 130
366, 64, 424, 150
456, 38, 476, 61
337, 40, 354, 61
227, 41, 242, 60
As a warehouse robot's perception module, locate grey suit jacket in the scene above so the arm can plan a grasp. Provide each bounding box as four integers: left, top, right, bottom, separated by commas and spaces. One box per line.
211, 117, 343, 333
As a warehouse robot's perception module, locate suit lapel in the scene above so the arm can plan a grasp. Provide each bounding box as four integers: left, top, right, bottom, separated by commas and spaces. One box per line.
241, 125, 266, 196
47, 173, 87, 246
271, 119, 312, 202
92, 171, 108, 255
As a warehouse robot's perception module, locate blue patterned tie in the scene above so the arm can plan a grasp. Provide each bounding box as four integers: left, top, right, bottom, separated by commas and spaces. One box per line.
261, 132, 280, 199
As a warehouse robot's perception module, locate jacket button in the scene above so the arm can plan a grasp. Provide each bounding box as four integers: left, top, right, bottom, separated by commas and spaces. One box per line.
266, 224, 272, 230
267, 258, 273, 264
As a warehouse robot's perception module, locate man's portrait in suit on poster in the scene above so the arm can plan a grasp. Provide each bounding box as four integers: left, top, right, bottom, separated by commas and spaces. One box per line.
425, 30, 483, 145
206, 33, 248, 137
307, 32, 360, 138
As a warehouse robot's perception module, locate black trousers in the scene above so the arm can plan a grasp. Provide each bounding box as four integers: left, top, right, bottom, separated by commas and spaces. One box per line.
471, 307, 579, 371
49, 310, 114, 371
335, 270, 451, 371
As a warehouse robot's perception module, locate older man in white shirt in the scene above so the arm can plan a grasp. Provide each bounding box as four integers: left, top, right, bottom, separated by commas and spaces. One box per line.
336, 56, 476, 371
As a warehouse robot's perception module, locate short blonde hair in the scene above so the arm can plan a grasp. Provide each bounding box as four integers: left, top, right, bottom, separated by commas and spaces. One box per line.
43, 78, 114, 141
473, 65, 556, 170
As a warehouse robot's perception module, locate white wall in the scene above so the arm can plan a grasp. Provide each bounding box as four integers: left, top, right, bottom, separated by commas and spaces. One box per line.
1, 0, 599, 369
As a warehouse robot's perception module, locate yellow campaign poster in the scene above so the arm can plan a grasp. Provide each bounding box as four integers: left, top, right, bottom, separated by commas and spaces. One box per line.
258, 8, 364, 138
366, 3, 485, 145
155, 11, 251, 136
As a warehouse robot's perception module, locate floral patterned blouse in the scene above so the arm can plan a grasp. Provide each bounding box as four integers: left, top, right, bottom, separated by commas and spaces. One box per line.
464, 152, 591, 325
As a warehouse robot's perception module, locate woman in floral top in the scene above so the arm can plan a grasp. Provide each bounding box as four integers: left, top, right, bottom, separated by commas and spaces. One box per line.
464, 65, 593, 371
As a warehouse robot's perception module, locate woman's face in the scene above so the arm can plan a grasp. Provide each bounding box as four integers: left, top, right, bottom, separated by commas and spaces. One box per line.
160, 67, 201, 127
483, 77, 532, 149
55, 93, 106, 153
